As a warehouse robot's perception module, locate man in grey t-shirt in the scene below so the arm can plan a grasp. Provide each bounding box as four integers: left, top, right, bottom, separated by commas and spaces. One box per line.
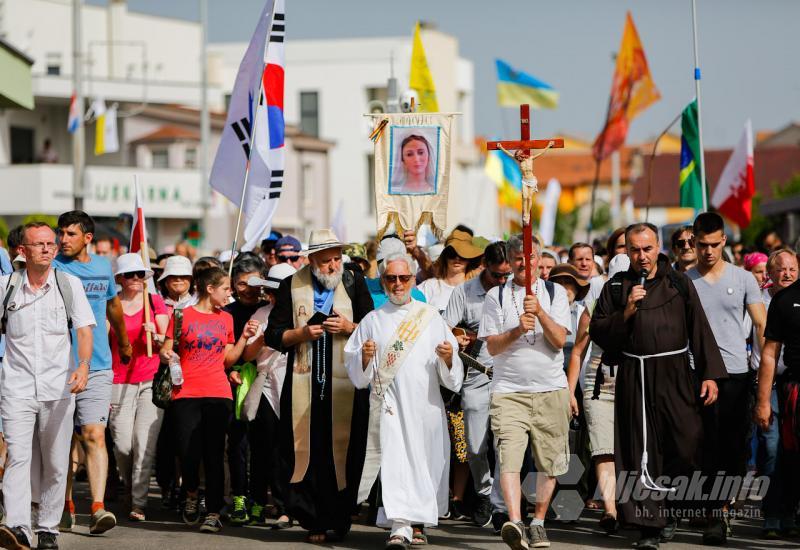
443, 242, 512, 530
686, 213, 766, 545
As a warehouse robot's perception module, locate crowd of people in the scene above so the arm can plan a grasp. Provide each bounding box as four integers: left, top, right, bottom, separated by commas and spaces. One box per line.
0, 209, 798, 550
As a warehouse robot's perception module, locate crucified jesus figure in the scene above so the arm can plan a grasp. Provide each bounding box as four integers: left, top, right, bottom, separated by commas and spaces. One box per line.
498, 142, 553, 225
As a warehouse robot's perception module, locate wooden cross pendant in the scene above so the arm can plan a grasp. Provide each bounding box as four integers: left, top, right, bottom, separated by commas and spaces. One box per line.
486, 104, 565, 295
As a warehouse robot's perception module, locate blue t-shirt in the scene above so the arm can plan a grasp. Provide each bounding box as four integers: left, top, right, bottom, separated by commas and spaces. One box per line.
366, 277, 426, 309
53, 253, 117, 371
0, 247, 11, 276
0, 248, 10, 357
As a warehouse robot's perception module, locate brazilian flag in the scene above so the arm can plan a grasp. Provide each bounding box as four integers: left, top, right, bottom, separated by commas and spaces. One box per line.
679, 100, 704, 209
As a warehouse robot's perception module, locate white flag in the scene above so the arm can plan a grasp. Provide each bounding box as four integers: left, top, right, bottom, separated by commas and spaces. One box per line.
537, 178, 561, 246
209, 0, 285, 251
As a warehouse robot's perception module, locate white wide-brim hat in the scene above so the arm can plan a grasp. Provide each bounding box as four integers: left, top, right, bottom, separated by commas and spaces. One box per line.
158, 255, 193, 282
115, 253, 154, 279
300, 228, 343, 257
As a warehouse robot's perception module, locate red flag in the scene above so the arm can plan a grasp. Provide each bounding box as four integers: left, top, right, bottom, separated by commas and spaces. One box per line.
711, 120, 755, 228
129, 180, 149, 260
593, 12, 661, 161
129, 179, 156, 293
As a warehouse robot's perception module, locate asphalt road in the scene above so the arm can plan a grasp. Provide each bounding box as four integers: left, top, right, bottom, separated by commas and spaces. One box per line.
51, 482, 797, 550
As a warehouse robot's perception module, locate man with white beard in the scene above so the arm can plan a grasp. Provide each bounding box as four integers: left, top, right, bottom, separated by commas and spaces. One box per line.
345, 253, 463, 549
265, 229, 373, 544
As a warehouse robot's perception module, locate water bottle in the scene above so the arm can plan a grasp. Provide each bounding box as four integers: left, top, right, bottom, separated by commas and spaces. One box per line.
169, 353, 184, 385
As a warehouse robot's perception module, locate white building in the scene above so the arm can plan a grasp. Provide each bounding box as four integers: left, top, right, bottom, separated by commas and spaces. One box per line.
0, 1, 497, 252
209, 24, 499, 242
0, 0, 333, 253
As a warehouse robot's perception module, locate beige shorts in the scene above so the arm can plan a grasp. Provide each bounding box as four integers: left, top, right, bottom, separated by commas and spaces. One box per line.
489, 389, 571, 476
584, 395, 614, 457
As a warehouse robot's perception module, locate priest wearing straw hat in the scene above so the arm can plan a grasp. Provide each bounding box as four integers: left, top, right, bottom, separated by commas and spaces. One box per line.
264, 229, 373, 544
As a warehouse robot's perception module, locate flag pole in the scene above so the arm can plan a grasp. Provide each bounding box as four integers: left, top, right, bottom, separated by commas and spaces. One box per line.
227, 29, 274, 278
134, 175, 153, 357
587, 90, 614, 242
691, 0, 708, 213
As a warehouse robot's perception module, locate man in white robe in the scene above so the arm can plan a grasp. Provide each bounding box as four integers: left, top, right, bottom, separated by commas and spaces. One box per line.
345, 253, 463, 549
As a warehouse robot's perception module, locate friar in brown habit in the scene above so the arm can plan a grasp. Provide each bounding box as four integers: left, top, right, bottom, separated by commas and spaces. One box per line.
589, 223, 727, 550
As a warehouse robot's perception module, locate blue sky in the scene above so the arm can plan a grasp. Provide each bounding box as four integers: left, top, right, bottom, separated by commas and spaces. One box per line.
89, 0, 799, 148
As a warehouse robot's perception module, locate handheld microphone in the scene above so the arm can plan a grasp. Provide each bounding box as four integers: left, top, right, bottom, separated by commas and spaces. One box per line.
636, 269, 649, 306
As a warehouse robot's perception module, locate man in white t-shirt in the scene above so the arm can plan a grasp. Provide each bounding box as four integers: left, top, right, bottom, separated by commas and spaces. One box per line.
478, 234, 571, 550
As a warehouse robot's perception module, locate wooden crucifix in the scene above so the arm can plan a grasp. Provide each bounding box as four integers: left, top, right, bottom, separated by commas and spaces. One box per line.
486, 104, 564, 295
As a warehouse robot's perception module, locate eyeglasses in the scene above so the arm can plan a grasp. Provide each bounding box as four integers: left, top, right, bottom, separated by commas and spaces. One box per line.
22, 242, 57, 250
278, 255, 300, 263
490, 271, 513, 280
382, 274, 413, 284
123, 271, 146, 280
674, 238, 694, 249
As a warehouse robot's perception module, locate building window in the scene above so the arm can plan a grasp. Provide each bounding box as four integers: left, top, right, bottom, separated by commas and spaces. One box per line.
152, 149, 169, 169
10, 126, 35, 164
300, 91, 319, 137
185, 147, 197, 169
46, 52, 61, 76
366, 153, 375, 212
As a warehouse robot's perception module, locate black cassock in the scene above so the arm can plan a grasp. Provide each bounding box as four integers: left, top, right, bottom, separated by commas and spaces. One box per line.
265, 271, 373, 535
589, 255, 726, 529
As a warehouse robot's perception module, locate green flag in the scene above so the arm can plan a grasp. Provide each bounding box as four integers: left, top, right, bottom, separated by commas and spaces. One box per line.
679, 100, 704, 209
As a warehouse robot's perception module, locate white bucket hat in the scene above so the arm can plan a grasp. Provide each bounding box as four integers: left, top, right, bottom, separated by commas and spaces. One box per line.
115, 253, 154, 279
300, 228, 343, 257
158, 255, 193, 282
248, 263, 297, 290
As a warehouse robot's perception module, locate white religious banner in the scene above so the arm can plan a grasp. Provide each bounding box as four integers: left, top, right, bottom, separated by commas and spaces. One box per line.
369, 113, 456, 240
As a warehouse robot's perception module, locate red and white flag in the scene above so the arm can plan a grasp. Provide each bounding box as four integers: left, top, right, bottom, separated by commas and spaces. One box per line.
711, 120, 754, 228
129, 178, 156, 291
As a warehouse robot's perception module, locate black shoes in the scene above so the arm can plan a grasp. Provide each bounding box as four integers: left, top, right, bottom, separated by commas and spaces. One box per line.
473, 495, 493, 528
36, 532, 58, 550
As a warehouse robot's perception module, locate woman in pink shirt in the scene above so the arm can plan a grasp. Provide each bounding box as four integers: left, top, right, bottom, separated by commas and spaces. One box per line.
108, 253, 169, 522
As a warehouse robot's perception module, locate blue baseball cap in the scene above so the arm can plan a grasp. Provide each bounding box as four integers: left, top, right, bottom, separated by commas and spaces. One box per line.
275, 235, 301, 252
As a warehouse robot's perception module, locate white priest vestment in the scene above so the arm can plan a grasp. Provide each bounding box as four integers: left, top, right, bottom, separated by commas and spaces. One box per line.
344, 301, 463, 528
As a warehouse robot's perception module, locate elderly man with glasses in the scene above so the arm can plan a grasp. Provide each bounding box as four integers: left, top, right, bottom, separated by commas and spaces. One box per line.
345, 252, 462, 549
0, 222, 95, 550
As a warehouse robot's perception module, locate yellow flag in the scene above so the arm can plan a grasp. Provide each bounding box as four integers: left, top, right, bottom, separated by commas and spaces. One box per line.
409, 22, 439, 112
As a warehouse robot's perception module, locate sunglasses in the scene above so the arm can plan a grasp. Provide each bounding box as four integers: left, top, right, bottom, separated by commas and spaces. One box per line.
123, 271, 146, 280
675, 238, 694, 248
383, 274, 413, 284
278, 255, 300, 263
490, 271, 513, 280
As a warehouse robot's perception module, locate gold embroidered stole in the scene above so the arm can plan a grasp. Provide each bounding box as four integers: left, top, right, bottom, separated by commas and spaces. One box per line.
358, 301, 436, 502
290, 266, 354, 490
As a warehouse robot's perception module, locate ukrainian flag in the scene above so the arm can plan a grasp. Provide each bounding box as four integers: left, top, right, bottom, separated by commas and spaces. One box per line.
496, 59, 559, 109
485, 146, 522, 209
